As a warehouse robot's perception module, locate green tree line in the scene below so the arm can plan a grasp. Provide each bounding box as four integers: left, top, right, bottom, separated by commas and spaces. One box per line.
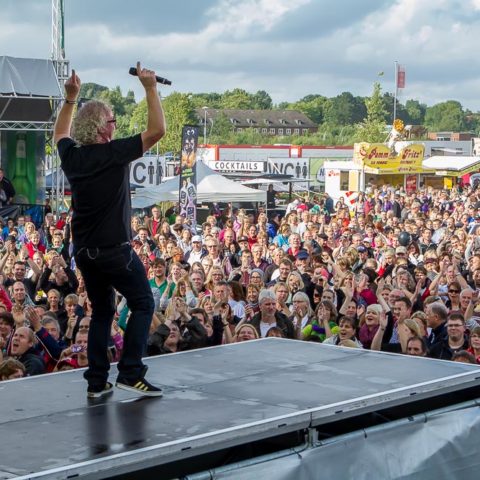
79, 82, 480, 154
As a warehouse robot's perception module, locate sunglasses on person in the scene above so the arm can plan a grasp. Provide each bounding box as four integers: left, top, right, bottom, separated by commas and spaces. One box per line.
448, 289, 460, 294
107, 118, 116, 124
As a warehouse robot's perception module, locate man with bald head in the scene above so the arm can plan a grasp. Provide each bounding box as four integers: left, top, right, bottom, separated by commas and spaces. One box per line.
10, 326, 45, 376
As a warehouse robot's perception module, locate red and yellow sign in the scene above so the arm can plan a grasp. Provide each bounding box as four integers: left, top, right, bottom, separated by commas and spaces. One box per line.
354, 142, 425, 174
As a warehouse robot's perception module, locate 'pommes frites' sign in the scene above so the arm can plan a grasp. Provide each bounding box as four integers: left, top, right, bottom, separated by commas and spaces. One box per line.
354, 142, 425, 174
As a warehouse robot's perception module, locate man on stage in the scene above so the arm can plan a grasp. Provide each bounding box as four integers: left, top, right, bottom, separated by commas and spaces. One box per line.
54, 62, 165, 398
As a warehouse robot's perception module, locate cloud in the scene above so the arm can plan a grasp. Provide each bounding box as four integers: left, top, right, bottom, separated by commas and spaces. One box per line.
1, 0, 480, 110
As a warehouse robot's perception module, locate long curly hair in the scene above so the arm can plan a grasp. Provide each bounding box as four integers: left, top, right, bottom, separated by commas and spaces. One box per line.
72, 100, 110, 145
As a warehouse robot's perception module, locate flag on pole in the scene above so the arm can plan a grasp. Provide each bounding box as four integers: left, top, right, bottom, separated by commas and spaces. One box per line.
397, 65, 406, 89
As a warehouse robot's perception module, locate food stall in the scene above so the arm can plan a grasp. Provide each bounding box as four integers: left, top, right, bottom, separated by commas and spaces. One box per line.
422, 156, 480, 189
324, 142, 425, 200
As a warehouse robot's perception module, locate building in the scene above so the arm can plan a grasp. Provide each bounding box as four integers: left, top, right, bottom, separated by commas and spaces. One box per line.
196, 109, 317, 137
427, 131, 476, 141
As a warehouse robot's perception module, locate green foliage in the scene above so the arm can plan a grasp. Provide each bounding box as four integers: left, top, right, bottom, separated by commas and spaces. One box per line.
99, 86, 136, 117
208, 112, 234, 144
324, 92, 366, 126
79, 82, 108, 99
189, 93, 223, 109
287, 95, 327, 125
424, 100, 467, 131
68, 81, 477, 149
159, 92, 197, 155
129, 98, 148, 134
405, 99, 426, 125
251, 90, 273, 109
354, 82, 388, 142
221, 88, 255, 109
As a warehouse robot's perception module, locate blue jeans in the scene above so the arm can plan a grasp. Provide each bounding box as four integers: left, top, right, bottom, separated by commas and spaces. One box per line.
74, 243, 154, 387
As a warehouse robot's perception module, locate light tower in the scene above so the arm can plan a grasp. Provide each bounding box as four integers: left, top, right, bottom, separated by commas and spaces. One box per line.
51, 0, 69, 212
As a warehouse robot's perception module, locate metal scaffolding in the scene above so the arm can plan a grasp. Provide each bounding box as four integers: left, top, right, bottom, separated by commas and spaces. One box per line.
51, 0, 69, 213
0, 1, 68, 216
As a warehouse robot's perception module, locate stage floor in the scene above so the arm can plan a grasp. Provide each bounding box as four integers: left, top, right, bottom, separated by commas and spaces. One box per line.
1, 339, 479, 480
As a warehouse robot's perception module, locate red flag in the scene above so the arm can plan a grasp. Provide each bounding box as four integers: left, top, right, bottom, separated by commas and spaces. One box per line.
397, 65, 406, 89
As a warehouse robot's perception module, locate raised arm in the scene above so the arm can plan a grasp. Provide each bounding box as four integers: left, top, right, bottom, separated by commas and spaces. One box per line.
137, 62, 166, 153
54, 70, 81, 144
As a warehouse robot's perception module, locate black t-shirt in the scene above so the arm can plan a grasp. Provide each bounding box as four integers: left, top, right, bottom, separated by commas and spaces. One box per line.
58, 135, 143, 248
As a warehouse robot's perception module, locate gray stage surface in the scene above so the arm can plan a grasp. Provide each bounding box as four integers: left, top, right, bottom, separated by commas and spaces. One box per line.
1, 338, 479, 480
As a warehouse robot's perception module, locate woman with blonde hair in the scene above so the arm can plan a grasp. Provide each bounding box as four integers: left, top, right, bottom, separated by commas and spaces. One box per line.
154, 233, 169, 257
358, 304, 382, 349
302, 299, 338, 342
131, 216, 143, 237
198, 295, 215, 322
286, 271, 304, 304
273, 223, 291, 250
17, 221, 37, 245
234, 323, 259, 343
274, 282, 291, 317
205, 265, 225, 291
171, 278, 197, 307
290, 291, 314, 338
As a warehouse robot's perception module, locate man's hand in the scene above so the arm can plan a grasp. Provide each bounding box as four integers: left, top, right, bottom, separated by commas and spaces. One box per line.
136, 61, 157, 90
24, 306, 42, 332
54, 69, 80, 143
19, 246, 29, 262
12, 305, 26, 327
64, 69, 81, 101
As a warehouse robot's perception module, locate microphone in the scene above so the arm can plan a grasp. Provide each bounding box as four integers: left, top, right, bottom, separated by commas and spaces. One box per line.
129, 67, 172, 85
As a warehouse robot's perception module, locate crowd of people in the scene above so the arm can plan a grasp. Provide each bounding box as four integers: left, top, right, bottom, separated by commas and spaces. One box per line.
2, 182, 480, 382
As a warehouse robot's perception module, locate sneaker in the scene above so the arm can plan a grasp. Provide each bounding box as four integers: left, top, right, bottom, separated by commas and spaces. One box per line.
115, 377, 163, 397
87, 382, 114, 399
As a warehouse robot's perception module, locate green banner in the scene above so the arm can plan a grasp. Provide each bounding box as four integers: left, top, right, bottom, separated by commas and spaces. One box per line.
1, 131, 45, 204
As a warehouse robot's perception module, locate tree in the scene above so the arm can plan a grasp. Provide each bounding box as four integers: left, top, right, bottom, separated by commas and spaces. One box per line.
221, 88, 254, 109
129, 98, 148, 134
354, 82, 388, 142
324, 92, 365, 126
424, 101, 466, 131
189, 93, 223, 109
405, 99, 426, 125
128, 92, 196, 154
209, 112, 234, 144
99, 86, 136, 117
289, 95, 328, 125
159, 92, 197, 155
251, 90, 273, 109
79, 82, 108, 99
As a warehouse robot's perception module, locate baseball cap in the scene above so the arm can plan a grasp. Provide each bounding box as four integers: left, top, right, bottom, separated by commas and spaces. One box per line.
296, 250, 309, 260
395, 246, 407, 255
192, 235, 202, 243
357, 245, 367, 253
238, 236, 249, 243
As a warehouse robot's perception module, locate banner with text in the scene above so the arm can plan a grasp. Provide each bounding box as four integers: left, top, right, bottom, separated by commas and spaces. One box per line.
353, 142, 424, 174
266, 157, 310, 191
207, 160, 264, 173
130, 156, 167, 187
179, 126, 199, 228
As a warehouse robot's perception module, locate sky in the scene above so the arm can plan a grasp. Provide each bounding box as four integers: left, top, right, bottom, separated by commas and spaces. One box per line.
2, 0, 480, 110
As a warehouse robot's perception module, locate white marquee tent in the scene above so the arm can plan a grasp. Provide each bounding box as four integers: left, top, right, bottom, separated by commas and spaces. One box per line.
131, 161, 266, 208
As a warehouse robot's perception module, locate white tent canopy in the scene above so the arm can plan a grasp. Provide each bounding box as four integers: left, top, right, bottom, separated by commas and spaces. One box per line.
131, 161, 266, 208
422, 156, 480, 174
